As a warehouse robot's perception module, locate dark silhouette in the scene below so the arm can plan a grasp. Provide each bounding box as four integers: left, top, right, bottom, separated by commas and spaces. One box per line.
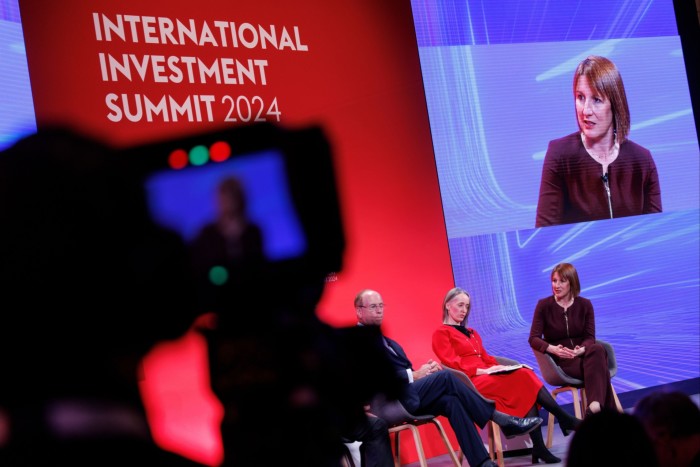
566, 410, 659, 467
189, 176, 264, 312
342, 413, 393, 467
0, 127, 205, 465
634, 391, 700, 467
0, 123, 399, 467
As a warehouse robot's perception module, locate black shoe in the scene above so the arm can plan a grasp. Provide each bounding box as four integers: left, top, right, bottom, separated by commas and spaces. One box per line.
478, 459, 498, 467
499, 416, 543, 439
532, 445, 561, 464
559, 416, 582, 436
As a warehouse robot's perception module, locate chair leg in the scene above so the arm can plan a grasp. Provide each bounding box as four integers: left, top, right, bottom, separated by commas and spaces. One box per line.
546, 410, 555, 449
548, 386, 582, 448
611, 384, 623, 412
392, 431, 401, 467
430, 418, 462, 467
407, 425, 429, 467
488, 422, 504, 467
572, 388, 583, 419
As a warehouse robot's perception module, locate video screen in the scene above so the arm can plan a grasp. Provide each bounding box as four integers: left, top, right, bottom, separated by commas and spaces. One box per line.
412, 0, 698, 237
411, 0, 699, 398
145, 149, 307, 262
0, 4, 35, 150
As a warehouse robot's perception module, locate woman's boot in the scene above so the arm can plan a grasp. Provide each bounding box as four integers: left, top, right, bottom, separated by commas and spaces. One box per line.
527, 409, 561, 465
536, 386, 582, 436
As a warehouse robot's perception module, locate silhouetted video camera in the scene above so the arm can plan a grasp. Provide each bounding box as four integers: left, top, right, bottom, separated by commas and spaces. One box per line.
123, 122, 345, 319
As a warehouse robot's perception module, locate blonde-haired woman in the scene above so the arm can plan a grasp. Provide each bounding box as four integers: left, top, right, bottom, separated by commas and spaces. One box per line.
433, 287, 580, 464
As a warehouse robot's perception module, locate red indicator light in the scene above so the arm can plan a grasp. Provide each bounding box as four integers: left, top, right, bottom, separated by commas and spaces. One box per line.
168, 149, 189, 169
209, 141, 231, 162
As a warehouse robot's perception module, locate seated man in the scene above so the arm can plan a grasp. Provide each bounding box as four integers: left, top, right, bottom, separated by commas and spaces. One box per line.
354, 289, 542, 467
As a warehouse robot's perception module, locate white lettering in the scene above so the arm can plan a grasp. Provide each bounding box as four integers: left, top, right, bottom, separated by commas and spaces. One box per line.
104, 93, 216, 122
159, 17, 177, 44
92, 12, 102, 41
142, 16, 158, 44
93, 13, 308, 51
98, 53, 268, 85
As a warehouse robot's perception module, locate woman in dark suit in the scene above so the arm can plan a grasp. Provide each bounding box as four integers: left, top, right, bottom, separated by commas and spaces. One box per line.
535, 55, 662, 227
529, 263, 617, 414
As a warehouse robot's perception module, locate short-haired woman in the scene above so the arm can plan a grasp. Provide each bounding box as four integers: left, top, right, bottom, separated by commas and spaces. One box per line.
536, 55, 662, 227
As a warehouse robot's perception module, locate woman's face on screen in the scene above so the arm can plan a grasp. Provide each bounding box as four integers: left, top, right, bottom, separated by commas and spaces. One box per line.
575, 75, 614, 143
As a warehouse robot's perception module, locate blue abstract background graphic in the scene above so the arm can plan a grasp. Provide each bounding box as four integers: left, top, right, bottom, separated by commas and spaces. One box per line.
0, 2, 35, 150
412, 0, 700, 397
449, 210, 699, 397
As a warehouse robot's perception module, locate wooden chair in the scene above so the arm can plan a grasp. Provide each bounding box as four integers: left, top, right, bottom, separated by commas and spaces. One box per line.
444, 356, 519, 467
370, 393, 461, 467
532, 339, 623, 448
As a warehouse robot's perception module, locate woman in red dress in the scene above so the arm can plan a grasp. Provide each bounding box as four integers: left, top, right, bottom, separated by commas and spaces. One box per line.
432, 287, 580, 464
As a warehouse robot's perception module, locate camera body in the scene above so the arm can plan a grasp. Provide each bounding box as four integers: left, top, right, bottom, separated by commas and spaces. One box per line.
123, 122, 345, 317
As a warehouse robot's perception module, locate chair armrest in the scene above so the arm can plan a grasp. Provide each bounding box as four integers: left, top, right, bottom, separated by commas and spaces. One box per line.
595, 339, 617, 378
494, 356, 519, 366
532, 348, 584, 387
369, 393, 434, 426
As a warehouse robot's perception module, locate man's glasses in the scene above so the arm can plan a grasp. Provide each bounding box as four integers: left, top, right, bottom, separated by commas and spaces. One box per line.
358, 303, 384, 311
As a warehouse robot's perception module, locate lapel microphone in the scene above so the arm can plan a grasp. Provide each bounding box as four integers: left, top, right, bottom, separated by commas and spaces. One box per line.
601, 171, 613, 218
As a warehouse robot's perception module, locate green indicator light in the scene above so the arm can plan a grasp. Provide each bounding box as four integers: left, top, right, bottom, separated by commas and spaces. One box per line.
209, 266, 229, 286
189, 145, 209, 166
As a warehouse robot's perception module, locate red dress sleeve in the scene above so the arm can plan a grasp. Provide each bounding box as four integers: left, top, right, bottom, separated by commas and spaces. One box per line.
432, 326, 466, 372
432, 326, 497, 377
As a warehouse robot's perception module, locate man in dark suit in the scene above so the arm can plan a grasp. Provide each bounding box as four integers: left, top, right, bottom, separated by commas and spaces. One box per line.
356, 289, 542, 467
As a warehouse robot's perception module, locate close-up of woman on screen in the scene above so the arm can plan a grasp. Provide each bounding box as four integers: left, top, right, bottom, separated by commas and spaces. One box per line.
535, 55, 662, 227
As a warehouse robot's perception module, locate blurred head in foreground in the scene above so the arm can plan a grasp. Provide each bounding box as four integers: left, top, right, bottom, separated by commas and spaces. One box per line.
0, 127, 199, 404
634, 391, 700, 467
566, 410, 658, 467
